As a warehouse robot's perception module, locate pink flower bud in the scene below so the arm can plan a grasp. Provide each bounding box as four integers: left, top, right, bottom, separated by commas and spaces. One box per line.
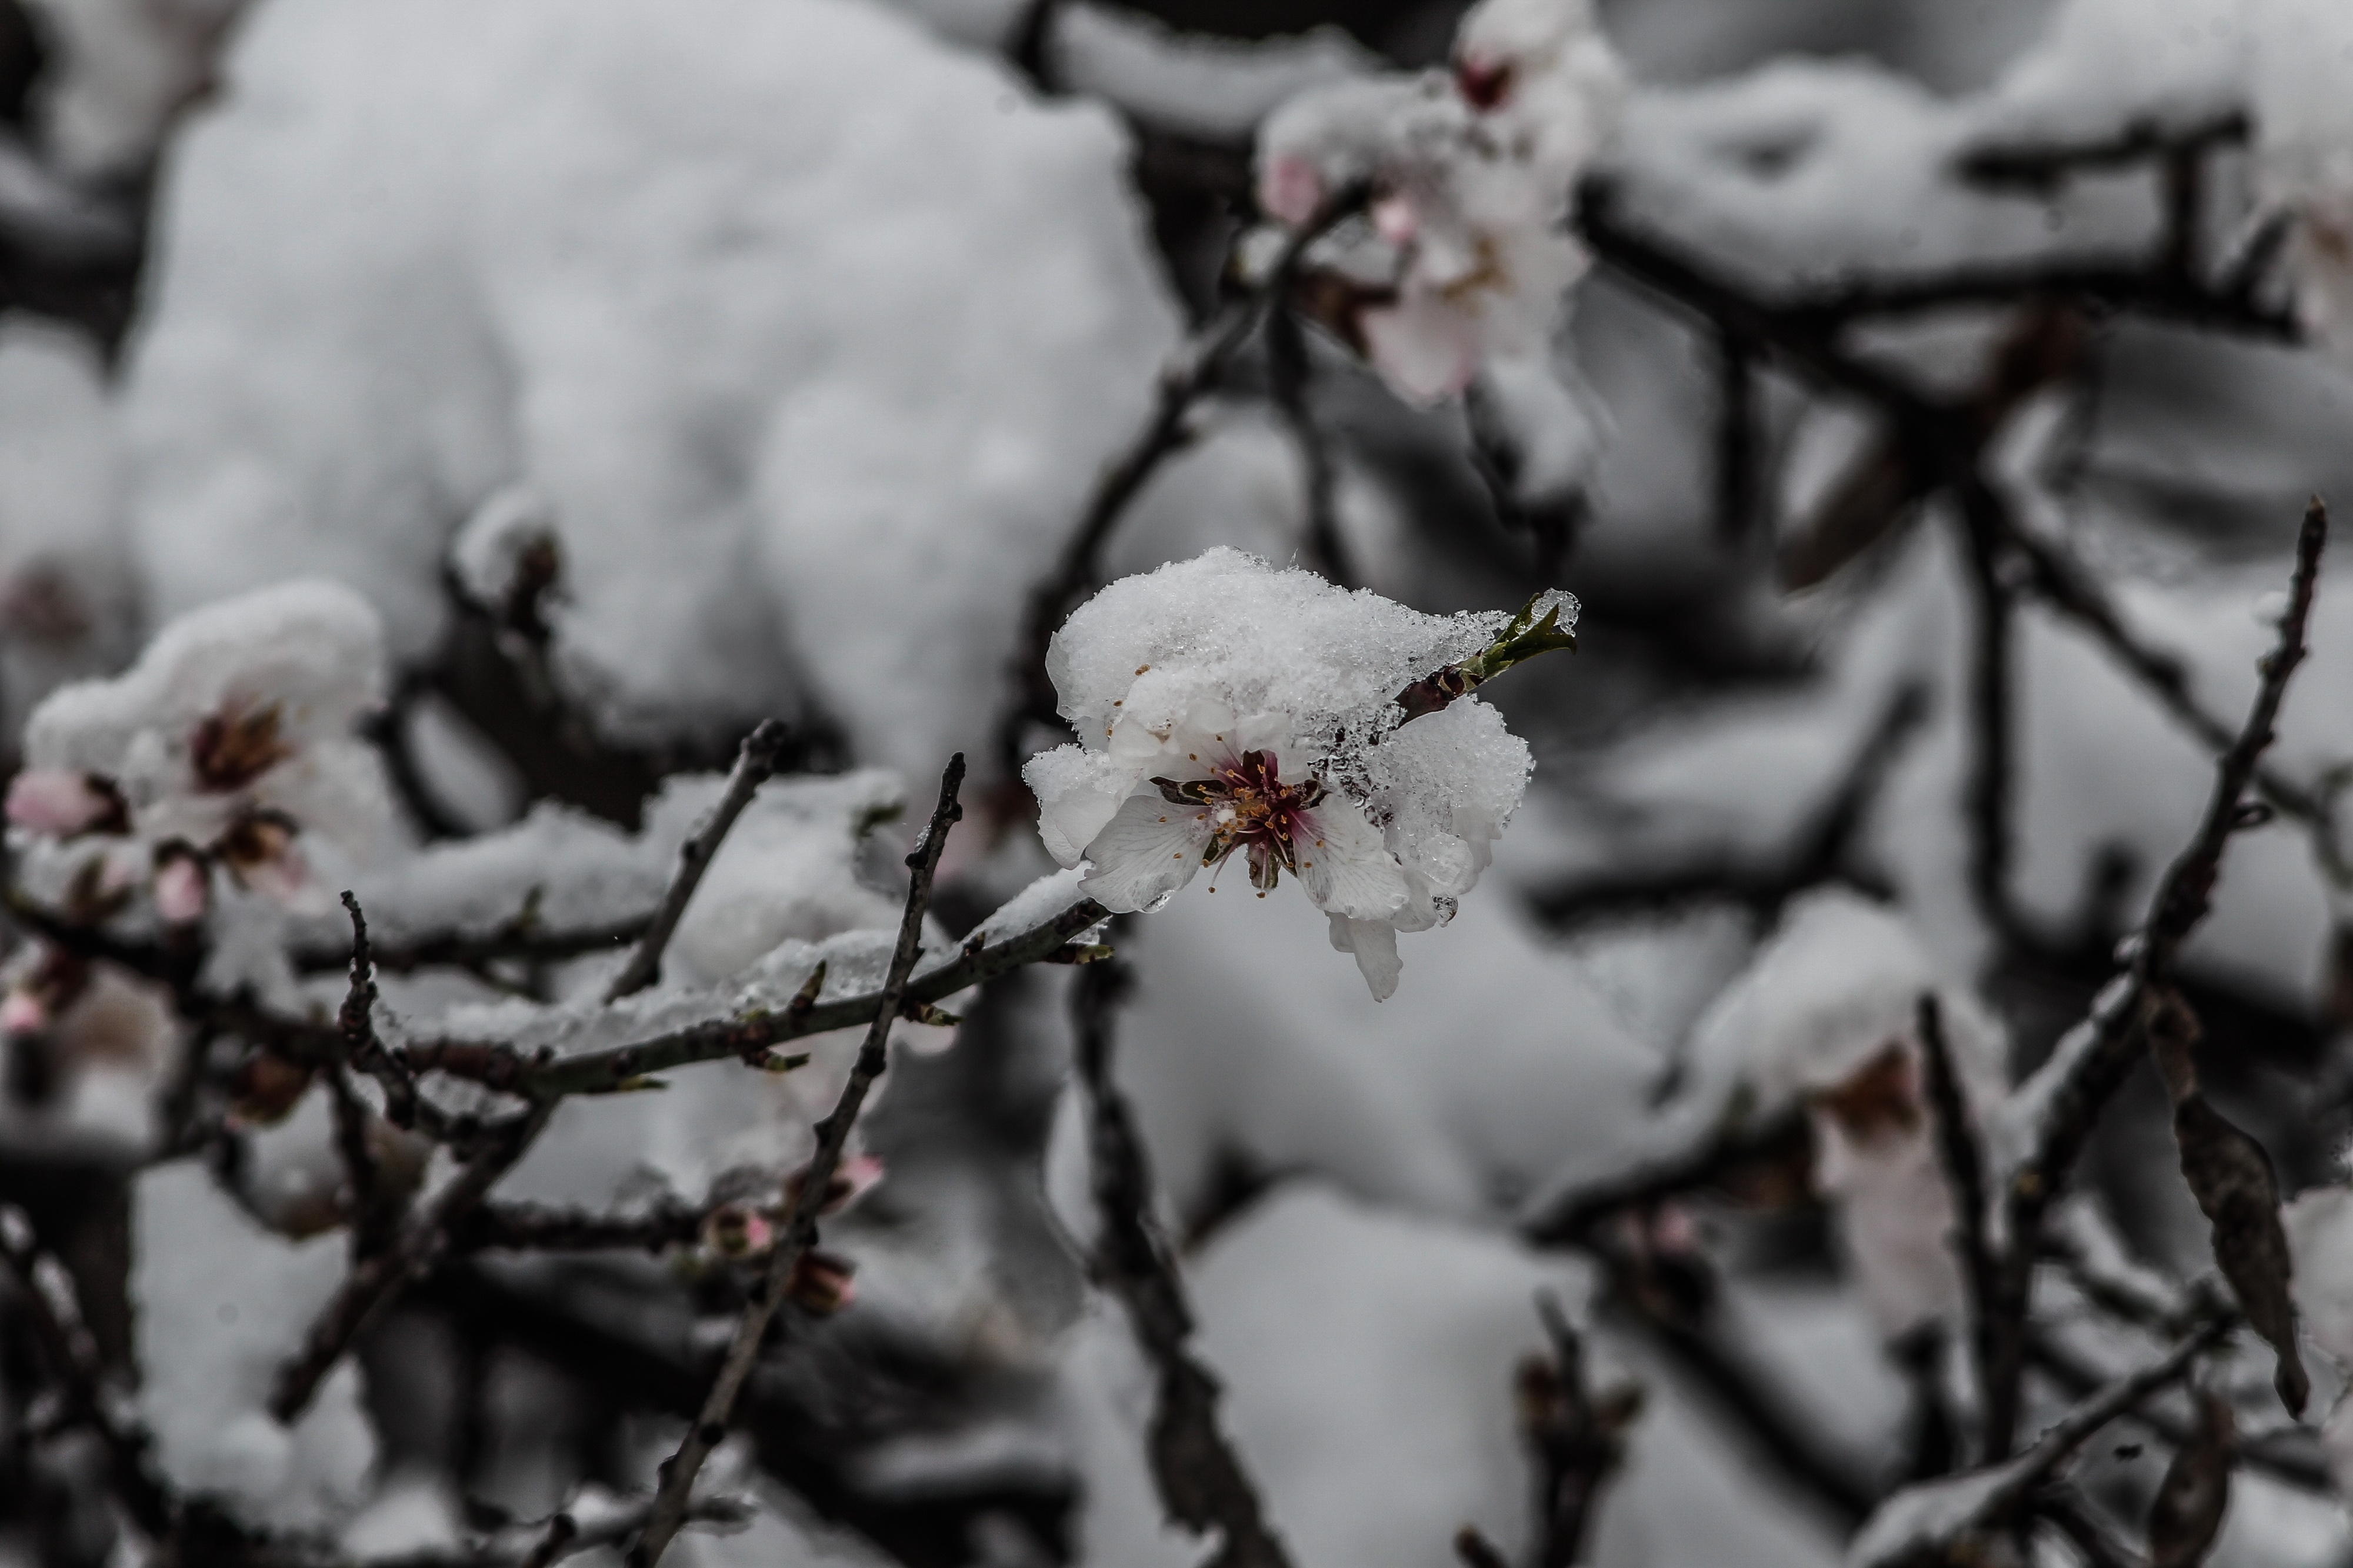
1260, 154, 1325, 228
0, 990, 47, 1037
152, 853, 209, 926
1372, 193, 1420, 248
786, 1250, 858, 1316
5, 770, 118, 836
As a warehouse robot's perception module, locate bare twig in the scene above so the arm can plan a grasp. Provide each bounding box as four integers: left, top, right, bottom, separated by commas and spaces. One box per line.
1527, 680, 1928, 935
449, 1199, 709, 1256
1526, 1293, 1639, 1567
0, 1207, 175, 1538
1517, 1106, 1810, 1247
1915, 993, 1995, 1437
1850, 1320, 2229, 1568
628, 755, 968, 1567
1072, 955, 1294, 1568
605, 720, 790, 1002
1958, 481, 2020, 936
1998, 507, 2329, 834
1979, 502, 2327, 1458
271, 1101, 550, 1424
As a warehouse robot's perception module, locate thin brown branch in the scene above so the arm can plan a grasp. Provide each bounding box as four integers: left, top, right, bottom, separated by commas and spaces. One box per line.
448, 1199, 708, 1256
1915, 993, 1995, 1436
1264, 302, 1352, 585
605, 719, 791, 1002
268, 1103, 550, 1426
0, 1207, 175, 1538
1851, 1319, 2229, 1568
1527, 680, 1928, 935
1998, 506, 2329, 835
1072, 955, 1295, 1568
1527, 1293, 1639, 1568
1979, 501, 2328, 1459
1517, 1106, 1810, 1248
627, 755, 968, 1567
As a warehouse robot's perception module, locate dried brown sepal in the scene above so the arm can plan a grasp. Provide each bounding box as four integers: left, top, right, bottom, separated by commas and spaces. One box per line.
2147, 1388, 2234, 1568
2154, 995, 2308, 1416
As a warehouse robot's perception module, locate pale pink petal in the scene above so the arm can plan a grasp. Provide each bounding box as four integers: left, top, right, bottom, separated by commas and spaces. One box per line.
835, 1153, 886, 1209
1359, 296, 1482, 405
1259, 152, 1325, 228
1372, 192, 1421, 246
1079, 792, 1213, 914
0, 990, 46, 1036
153, 856, 209, 925
1296, 796, 1408, 922
6, 770, 112, 836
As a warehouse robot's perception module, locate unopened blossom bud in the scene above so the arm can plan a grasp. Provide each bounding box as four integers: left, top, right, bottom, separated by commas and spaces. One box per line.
6, 769, 122, 836
0, 990, 47, 1037
152, 849, 208, 926
701, 1202, 776, 1260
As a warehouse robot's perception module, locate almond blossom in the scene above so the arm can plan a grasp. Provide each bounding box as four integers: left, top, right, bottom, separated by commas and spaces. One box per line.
1679, 891, 2009, 1339
1253, 0, 1622, 405
6, 581, 392, 923
1024, 549, 1567, 999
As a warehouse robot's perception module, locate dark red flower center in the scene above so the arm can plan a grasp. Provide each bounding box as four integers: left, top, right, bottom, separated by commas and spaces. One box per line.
1154, 748, 1328, 892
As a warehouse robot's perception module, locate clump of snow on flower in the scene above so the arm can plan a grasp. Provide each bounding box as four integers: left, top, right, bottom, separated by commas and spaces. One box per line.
131, 1160, 376, 1529
122, 0, 1180, 779
9, 581, 391, 923
1025, 549, 1547, 999
1676, 890, 2007, 1338
1252, 0, 1621, 405
2248, 0, 2353, 363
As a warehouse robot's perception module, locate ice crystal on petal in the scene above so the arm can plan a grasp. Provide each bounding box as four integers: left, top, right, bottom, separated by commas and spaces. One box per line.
1024, 550, 1545, 999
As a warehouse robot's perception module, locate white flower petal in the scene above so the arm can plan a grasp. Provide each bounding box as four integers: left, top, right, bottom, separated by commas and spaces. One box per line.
1297, 796, 1408, 921
1024, 745, 1137, 868
1079, 793, 1212, 914
1327, 914, 1402, 1002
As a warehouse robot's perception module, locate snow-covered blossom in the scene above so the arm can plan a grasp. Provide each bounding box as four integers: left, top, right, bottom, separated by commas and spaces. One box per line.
1254, 0, 1621, 404
8, 581, 392, 922
1024, 550, 1567, 999
1681, 890, 2008, 1338
2248, 1, 2353, 363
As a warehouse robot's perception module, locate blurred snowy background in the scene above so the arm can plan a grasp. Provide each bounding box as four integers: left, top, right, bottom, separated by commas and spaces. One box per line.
0, 0, 2350, 1564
